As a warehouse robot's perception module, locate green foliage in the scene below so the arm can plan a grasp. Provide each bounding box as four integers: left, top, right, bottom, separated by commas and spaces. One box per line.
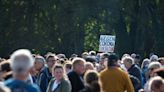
0, 0, 164, 58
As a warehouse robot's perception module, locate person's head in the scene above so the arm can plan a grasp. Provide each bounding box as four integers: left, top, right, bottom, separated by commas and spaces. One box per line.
150, 55, 159, 62
158, 57, 164, 66
46, 54, 58, 68
131, 53, 136, 59
89, 51, 96, 56
135, 54, 141, 64
52, 64, 65, 81
34, 55, 45, 71
57, 58, 66, 65
71, 54, 78, 58
153, 68, 164, 78
72, 57, 86, 75
85, 56, 97, 67
107, 53, 119, 67
0, 60, 11, 80
141, 58, 150, 69
99, 53, 108, 65
84, 70, 99, 85
122, 54, 130, 59
85, 62, 94, 71
122, 56, 134, 69
10, 49, 34, 81
148, 62, 162, 78
57, 54, 66, 59
149, 76, 164, 92
64, 61, 72, 74
81, 52, 89, 58
84, 70, 100, 92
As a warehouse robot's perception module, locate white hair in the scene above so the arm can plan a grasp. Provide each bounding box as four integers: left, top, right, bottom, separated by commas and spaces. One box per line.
122, 56, 134, 64
10, 49, 34, 72
148, 62, 162, 70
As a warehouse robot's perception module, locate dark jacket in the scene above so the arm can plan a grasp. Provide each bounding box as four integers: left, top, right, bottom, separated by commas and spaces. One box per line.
80, 86, 92, 92
130, 75, 142, 92
67, 71, 84, 92
46, 78, 71, 92
80, 81, 100, 92
128, 64, 142, 87
37, 67, 52, 92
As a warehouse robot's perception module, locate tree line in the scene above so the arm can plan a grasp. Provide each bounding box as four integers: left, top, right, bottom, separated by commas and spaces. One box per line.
0, 0, 164, 58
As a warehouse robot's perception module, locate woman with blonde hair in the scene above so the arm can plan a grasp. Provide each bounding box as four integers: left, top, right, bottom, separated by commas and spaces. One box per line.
46, 64, 71, 92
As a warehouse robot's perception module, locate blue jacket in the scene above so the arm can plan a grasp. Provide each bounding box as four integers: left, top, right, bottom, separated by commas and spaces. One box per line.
37, 67, 52, 92
5, 79, 40, 92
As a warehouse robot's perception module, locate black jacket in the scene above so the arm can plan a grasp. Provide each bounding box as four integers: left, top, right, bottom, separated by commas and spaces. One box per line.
67, 71, 84, 92
80, 81, 100, 92
128, 64, 142, 86
130, 75, 142, 92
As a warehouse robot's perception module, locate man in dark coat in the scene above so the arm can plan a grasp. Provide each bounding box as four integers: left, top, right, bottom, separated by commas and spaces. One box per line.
123, 56, 143, 88
67, 57, 86, 92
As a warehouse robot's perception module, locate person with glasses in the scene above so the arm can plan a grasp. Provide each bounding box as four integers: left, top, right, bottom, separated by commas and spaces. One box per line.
37, 54, 58, 92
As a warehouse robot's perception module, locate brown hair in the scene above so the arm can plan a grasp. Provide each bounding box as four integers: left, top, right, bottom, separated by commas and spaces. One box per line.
52, 64, 68, 79
0, 60, 11, 72
52, 64, 64, 72
46, 54, 58, 62
84, 70, 99, 85
149, 76, 164, 91
83, 70, 100, 92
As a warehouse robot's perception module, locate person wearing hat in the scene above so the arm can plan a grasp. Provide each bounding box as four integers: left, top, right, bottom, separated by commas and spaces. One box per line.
99, 53, 134, 92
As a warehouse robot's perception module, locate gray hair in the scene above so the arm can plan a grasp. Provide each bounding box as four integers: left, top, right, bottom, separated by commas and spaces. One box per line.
148, 62, 162, 70
150, 55, 158, 62
35, 55, 45, 63
122, 56, 134, 64
10, 49, 34, 72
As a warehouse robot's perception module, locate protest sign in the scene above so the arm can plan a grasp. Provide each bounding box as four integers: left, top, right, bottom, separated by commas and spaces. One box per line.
99, 35, 116, 52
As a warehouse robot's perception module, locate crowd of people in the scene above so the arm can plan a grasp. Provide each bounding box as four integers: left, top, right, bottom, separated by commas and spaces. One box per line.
0, 49, 164, 92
